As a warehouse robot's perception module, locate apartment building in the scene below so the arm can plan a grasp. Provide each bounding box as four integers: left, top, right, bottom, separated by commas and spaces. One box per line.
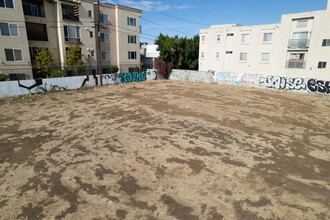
140, 42, 160, 70
0, 0, 32, 79
0, 0, 142, 80
96, 3, 142, 74
199, 1, 330, 80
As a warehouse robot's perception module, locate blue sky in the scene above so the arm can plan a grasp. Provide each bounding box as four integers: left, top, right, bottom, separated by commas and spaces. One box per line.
107, 0, 328, 44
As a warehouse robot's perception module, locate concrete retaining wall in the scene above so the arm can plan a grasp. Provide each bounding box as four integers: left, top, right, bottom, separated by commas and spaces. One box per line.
170, 69, 330, 95
0, 71, 157, 98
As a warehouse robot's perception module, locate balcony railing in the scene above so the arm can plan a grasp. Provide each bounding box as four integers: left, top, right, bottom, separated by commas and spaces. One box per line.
288, 39, 310, 49
65, 37, 81, 43
286, 60, 306, 69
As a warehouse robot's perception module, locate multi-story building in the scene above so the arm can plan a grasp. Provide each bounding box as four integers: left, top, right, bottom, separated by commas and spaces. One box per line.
96, 3, 142, 74
199, 1, 330, 80
0, 0, 142, 80
140, 42, 159, 71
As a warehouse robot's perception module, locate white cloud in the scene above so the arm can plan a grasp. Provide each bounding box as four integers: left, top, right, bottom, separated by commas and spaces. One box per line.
107, 0, 192, 12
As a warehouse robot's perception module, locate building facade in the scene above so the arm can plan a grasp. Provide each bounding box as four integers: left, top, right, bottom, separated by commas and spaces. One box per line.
140, 42, 159, 71
199, 1, 330, 80
0, 0, 142, 80
96, 3, 142, 74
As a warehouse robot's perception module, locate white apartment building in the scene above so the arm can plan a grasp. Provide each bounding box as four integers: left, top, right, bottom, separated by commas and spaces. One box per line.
199, 1, 330, 80
140, 42, 160, 70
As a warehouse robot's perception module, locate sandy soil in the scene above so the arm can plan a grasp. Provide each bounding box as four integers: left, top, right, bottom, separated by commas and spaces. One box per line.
0, 80, 329, 220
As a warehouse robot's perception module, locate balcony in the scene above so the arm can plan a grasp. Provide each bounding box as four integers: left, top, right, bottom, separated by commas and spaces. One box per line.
286, 60, 306, 69
26, 22, 48, 41
62, 4, 79, 21
65, 37, 81, 43
288, 39, 309, 49
22, 0, 45, 18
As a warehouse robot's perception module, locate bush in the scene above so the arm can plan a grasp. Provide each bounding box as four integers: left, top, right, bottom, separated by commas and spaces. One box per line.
0, 73, 9, 81
134, 66, 140, 72
109, 65, 119, 73
47, 67, 66, 78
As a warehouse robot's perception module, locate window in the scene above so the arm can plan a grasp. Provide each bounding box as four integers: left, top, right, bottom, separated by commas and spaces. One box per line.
100, 13, 108, 24
90, 31, 93, 38
23, 4, 38, 16
322, 39, 330, 46
297, 20, 308, 28
216, 52, 220, 59
241, 34, 249, 43
88, 10, 92, 18
263, 33, 272, 42
128, 35, 136, 44
100, 33, 109, 43
201, 52, 204, 58
128, 51, 137, 59
129, 67, 135, 72
9, 73, 26, 81
216, 35, 220, 41
64, 26, 80, 42
91, 50, 95, 57
0, 22, 19, 36
318, 62, 327, 69
201, 36, 205, 42
4, 49, 23, 61
292, 32, 308, 39
227, 33, 234, 36
289, 53, 304, 60
101, 51, 110, 60
226, 51, 233, 54
127, 17, 136, 26
240, 52, 247, 61
0, 0, 14, 9
261, 53, 270, 61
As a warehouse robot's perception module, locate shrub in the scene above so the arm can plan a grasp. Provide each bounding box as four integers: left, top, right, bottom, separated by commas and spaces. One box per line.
0, 73, 9, 81
109, 65, 119, 73
134, 66, 140, 72
47, 67, 66, 78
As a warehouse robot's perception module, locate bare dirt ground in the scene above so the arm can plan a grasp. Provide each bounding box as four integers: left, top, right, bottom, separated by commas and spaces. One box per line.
0, 80, 329, 220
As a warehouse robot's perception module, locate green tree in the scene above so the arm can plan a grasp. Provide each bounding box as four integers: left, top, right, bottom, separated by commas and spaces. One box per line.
65, 42, 85, 75
34, 47, 54, 78
155, 34, 199, 70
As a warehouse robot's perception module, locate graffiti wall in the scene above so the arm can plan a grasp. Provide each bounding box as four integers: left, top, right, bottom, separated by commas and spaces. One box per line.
170, 69, 329, 95
259, 76, 306, 90
0, 71, 157, 98
102, 71, 157, 85
170, 70, 214, 83
213, 72, 260, 85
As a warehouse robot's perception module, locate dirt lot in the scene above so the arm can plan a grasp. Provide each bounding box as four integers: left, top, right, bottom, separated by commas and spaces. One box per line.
0, 80, 329, 220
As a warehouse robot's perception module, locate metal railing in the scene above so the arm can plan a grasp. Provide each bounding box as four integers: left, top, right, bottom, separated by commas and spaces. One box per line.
286, 60, 306, 69
288, 39, 310, 49
65, 37, 81, 43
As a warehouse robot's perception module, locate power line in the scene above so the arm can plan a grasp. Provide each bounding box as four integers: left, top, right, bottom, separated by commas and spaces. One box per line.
156, 11, 211, 26
140, 17, 194, 37
125, 11, 195, 37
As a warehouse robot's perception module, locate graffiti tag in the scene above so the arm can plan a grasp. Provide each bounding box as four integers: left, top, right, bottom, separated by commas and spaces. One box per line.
119, 72, 146, 83
307, 79, 330, 95
259, 76, 306, 90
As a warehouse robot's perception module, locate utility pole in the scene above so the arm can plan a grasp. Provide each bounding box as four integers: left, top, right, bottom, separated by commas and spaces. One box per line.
96, 0, 102, 86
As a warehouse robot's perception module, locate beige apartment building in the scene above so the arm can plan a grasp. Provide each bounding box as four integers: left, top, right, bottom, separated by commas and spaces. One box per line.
0, 0, 142, 80
199, 1, 330, 80
96, 3, 142, 74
